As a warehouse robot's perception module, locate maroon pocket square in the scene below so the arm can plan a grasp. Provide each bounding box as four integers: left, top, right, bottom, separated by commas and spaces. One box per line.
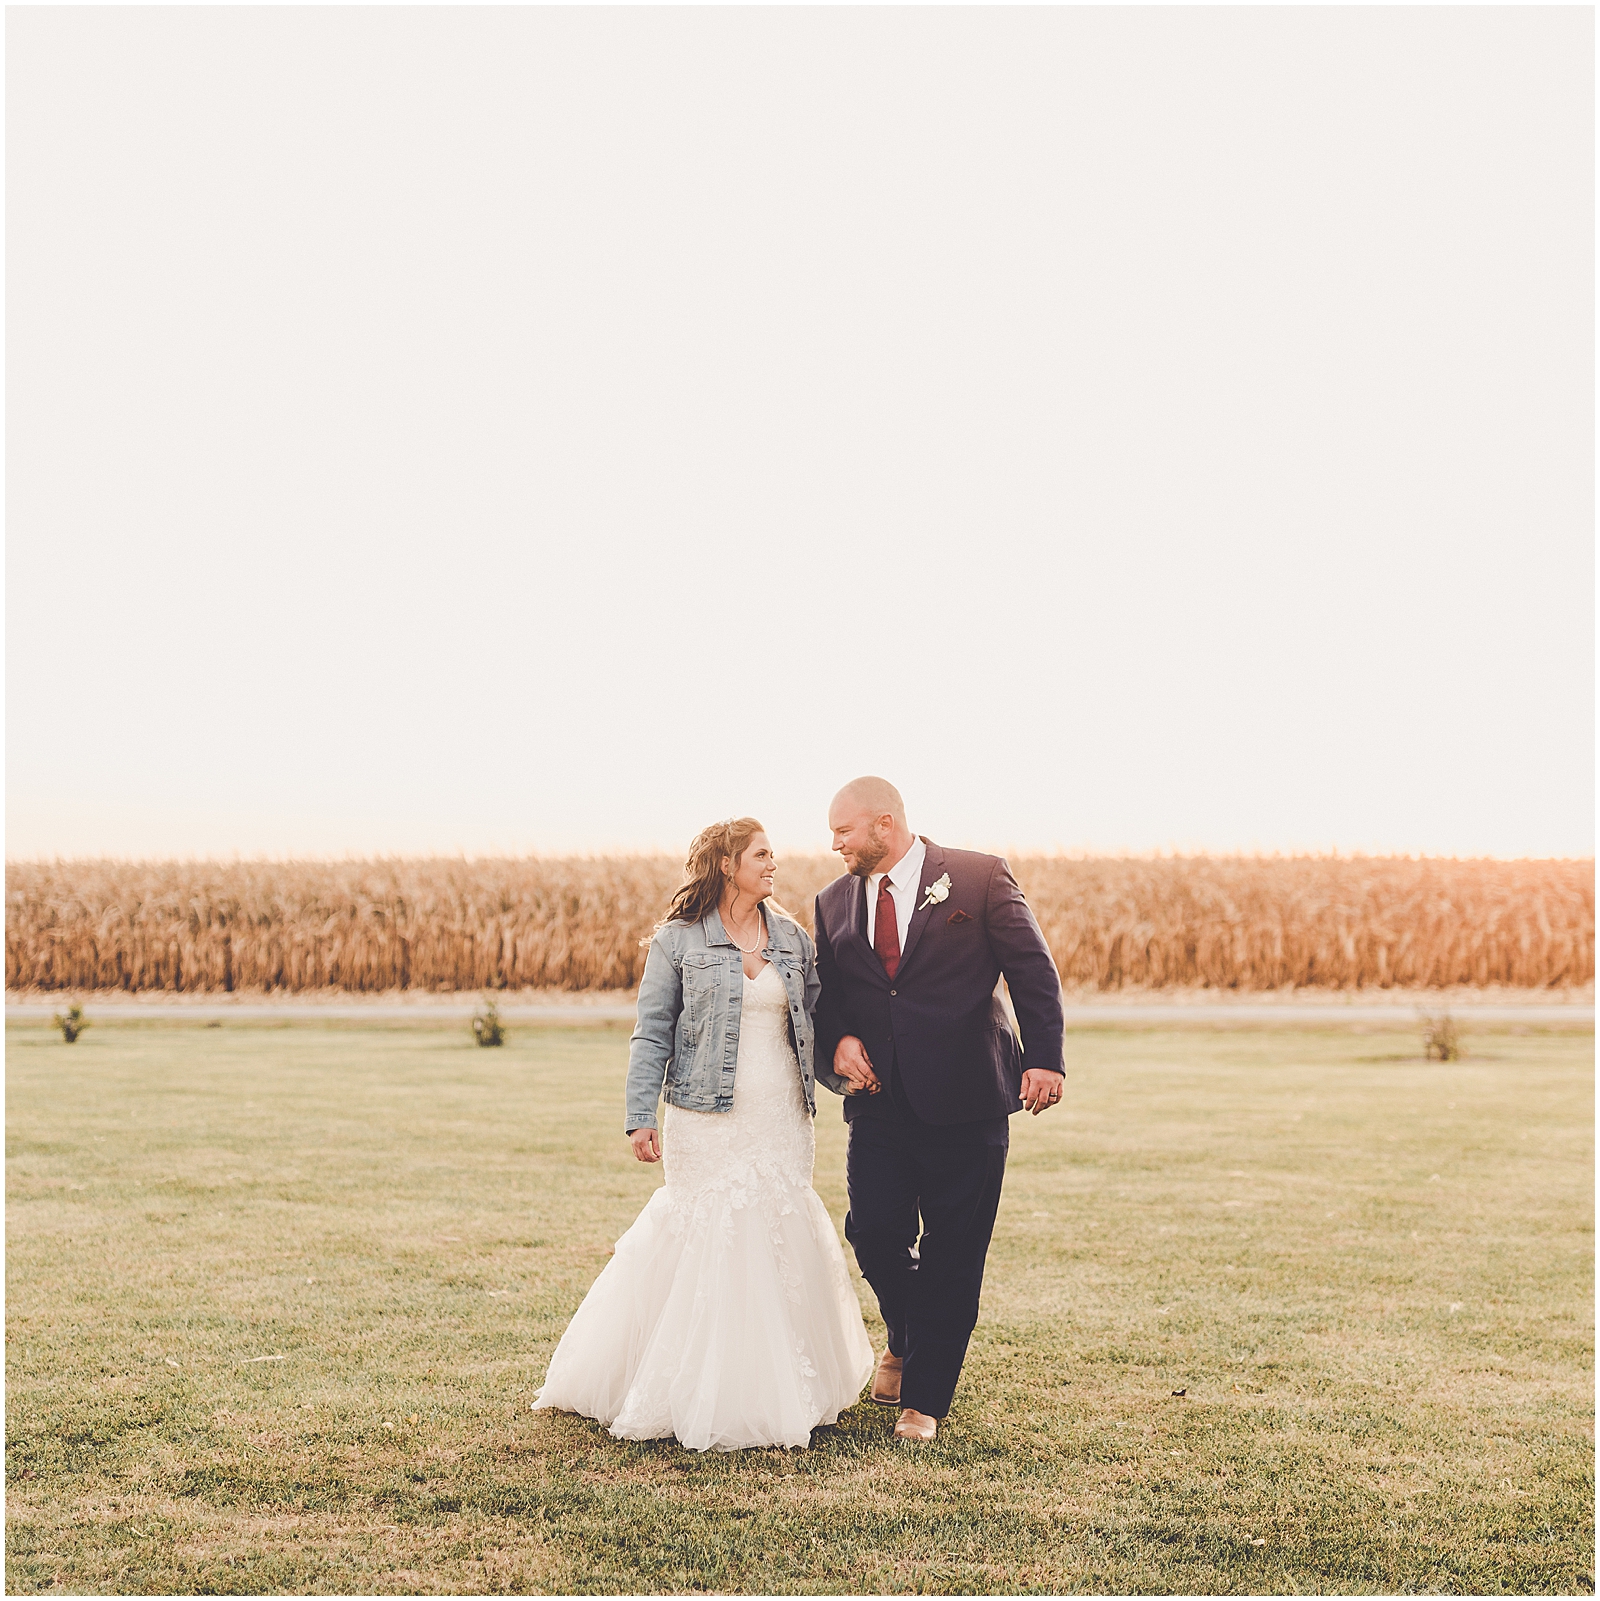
946, 909, 974, 925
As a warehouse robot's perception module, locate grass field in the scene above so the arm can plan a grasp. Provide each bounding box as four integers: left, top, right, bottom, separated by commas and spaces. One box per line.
6, 1015, 1594, 1595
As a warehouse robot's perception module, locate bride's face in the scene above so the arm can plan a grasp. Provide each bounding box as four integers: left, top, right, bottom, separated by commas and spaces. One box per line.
726, 833, 777, 905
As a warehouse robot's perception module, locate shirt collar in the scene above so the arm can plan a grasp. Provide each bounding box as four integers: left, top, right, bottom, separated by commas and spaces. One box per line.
873, 836, 925, 893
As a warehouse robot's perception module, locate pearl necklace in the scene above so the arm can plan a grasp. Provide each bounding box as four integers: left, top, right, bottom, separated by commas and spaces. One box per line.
725, 906, 765, 954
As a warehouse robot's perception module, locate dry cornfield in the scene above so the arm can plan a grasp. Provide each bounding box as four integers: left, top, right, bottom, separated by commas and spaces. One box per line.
6, 854, 1592, 994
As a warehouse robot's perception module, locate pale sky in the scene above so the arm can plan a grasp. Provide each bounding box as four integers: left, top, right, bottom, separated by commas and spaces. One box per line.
6, 6, 1593, 862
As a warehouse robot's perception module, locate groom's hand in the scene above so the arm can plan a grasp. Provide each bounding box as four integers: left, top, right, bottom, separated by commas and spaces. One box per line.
628, 1127, 662, 1162
834, 1036, 881, 1096
1020, 1069, 1064, 1115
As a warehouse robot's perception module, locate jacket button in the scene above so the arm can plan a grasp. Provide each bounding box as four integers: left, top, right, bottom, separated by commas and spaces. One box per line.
890, 989, 897, 996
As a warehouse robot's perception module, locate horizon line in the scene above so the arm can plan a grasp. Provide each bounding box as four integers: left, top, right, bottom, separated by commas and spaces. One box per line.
6, 848, 1596, 868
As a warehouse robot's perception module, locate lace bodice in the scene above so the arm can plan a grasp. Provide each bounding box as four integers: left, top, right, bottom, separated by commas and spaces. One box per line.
664, 962, 813, 1200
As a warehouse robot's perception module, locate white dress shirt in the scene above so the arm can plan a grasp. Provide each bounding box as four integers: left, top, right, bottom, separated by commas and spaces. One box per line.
864, 836, 926, 956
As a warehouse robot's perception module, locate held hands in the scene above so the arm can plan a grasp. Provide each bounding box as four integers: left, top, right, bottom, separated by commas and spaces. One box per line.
629, 1127, 662, 1163
1020, 1069, 1064, 1116
834, 1040, 1057, 1110
833, 1036, 881, 1096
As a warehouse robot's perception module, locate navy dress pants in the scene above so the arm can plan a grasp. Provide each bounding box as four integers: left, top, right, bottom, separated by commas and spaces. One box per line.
843, 1108, 1008, 1419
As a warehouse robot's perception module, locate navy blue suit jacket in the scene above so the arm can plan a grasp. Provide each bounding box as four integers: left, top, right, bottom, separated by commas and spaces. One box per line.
812, 839, 1065, 1125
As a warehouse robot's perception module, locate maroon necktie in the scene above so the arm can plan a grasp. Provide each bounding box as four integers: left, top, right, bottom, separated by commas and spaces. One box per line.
874, 877, 901, 981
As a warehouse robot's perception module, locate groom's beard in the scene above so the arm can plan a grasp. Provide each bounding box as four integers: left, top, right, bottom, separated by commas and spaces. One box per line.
847, 826, 892, 878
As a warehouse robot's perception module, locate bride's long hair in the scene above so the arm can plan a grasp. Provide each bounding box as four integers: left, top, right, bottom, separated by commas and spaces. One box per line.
652, 816, 794, 937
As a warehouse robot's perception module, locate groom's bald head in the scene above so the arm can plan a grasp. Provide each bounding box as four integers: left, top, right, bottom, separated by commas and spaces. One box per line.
828, 777, 913, 877
832, 776, 905, 825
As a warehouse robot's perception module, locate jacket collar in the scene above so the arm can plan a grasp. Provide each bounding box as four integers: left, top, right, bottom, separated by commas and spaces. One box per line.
704, 903, 785, 956
894, 837, 947, 977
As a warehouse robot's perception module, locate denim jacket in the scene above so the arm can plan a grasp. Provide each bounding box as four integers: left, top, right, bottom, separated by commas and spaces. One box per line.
625, 906, 823, 1133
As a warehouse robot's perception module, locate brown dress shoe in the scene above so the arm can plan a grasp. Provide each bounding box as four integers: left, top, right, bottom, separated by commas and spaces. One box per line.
894, 1408, 937, 1442
870, 1349, 903, 1405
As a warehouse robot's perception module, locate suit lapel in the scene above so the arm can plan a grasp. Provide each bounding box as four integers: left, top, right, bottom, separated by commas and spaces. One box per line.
894, 839, 945, 977
833, 872, 888, 989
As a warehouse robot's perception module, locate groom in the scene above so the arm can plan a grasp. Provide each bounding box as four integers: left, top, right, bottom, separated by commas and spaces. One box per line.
813, 777, 1065, 1442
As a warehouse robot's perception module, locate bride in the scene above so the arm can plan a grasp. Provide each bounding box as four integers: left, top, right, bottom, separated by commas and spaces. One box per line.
533, 817, 875, 1450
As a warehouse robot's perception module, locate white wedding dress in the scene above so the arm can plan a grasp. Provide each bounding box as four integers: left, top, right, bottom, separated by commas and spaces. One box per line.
533, 962, 875, 1450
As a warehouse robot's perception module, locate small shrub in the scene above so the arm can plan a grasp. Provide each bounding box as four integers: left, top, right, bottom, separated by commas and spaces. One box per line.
471, 997, 505, 1048
1422, 1013, 1460, 1061
52, 1004, 88, 1044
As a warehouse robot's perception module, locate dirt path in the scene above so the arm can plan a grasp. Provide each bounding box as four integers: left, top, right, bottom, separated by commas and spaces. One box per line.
6, 988, 1591, 1025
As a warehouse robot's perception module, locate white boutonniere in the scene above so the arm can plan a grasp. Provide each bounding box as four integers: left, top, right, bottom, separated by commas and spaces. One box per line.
918, 873, 952, 911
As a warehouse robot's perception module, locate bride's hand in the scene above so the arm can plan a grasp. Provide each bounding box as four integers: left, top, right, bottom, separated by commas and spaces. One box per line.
629, 1127, 662, 1163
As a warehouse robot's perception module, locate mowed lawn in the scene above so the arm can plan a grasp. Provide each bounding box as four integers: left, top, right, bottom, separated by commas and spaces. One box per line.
5, 1015, 1593, 1596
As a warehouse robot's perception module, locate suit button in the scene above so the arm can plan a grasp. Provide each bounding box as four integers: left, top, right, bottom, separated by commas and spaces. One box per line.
889, 989, 897, 996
